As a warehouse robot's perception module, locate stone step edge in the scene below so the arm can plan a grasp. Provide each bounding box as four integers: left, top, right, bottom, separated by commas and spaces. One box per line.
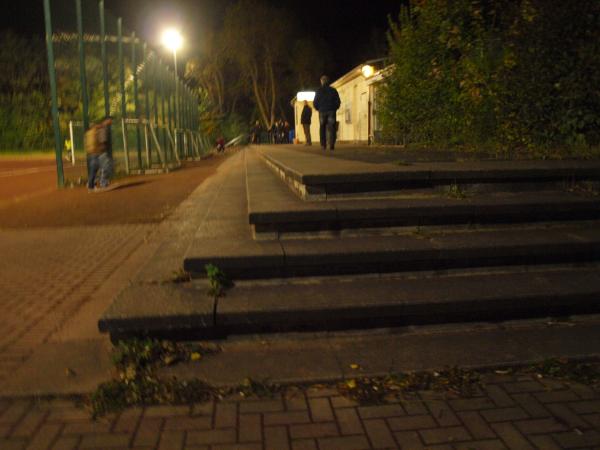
261, 150, 600, 185
183, 233, 600, 279
260, 151, 600, 200
99, 266, 600, 339
249, 196, 600, 226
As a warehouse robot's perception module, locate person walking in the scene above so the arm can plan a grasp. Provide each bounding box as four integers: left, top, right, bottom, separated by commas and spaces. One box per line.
300, 100, 312, 145
85, 122, 101, 192
96, 116, 114, 191
313, 75, 341, 151
251, 120, 262, 144
85, 116, 114, 192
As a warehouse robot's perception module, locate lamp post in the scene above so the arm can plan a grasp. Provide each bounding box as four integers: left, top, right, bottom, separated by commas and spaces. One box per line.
162, 28, 183, 155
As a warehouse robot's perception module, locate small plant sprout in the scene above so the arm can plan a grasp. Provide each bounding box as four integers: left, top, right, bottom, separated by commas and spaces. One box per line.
445, 182, 467, 199
205, 263, 234, 298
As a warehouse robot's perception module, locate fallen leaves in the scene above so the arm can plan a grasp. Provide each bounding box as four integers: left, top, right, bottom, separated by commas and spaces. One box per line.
338, 377, 387, 405
338, 367, 482, 406
524, 358, 600, 389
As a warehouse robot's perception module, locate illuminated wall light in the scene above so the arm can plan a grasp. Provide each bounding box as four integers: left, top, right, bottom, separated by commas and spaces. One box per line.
361, 64, 375, 78
297, 91, 316, 102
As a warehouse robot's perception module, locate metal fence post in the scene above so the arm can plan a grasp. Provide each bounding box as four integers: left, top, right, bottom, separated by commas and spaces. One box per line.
132, 32, 142, 169
144, 43, 152, 166
75, 0, 89, 131
187, 89, 192, 156
159, 62, 169, 163
99, 0, 110, 118
44, 0, 64, 188
167, 68, 173, 156
69, 120, 76, 165
118, 18, 130, 174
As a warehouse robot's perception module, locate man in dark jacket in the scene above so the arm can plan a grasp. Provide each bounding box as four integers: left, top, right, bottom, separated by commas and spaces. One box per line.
300, 100, 312, 145
313, 75, 341, 151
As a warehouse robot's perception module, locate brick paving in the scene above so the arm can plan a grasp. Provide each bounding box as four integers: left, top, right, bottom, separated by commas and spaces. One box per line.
0, 373, 598, 449
0, 225, 155, 381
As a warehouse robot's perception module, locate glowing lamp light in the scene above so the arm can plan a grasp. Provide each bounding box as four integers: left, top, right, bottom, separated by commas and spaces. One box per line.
297, 91, 316, 102
361, 64, 375, 78
161, 28, 183, 52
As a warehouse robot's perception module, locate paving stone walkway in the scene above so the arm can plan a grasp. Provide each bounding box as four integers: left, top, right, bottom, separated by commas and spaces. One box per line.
1, 372, 598, 449
0, 225, 156, 382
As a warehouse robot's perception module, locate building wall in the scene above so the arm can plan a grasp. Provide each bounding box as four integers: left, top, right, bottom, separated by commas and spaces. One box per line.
292, 65, 386, 145
334, 74, 370, 144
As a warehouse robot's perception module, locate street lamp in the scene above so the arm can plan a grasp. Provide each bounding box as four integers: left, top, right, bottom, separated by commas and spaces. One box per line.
161, 28, 183, 136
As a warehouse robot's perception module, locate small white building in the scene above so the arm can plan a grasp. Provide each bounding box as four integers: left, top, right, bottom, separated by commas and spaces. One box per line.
292, 60, 388, 145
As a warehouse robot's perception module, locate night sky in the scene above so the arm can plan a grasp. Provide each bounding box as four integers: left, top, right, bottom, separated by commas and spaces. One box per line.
2, 0, 402, 79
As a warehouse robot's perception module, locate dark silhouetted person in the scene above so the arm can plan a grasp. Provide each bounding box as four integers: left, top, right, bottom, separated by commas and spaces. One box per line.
313, 75, 341, 151
301, 100, 312, 145
270, 123, 276, 144
284, 121, 291, 143
251, 120, 261, 144
275, 119, 284, 144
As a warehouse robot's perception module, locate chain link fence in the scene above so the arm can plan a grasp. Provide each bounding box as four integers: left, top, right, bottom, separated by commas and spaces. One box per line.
43, 0, 211, 186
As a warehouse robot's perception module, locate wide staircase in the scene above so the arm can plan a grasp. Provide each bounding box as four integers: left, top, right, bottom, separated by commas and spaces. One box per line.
99, 146, 600, 340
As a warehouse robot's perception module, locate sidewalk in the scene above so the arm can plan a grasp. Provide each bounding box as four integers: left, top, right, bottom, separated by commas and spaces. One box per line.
0, 224, 155, 383
0, 154, 228, 386
1, 369, 599, 449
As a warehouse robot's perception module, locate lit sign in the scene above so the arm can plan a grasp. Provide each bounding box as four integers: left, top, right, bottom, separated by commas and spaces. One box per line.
297, 91, 316, 102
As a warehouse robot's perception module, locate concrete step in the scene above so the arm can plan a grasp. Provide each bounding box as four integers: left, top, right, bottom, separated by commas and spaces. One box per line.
247, 149, 600, 236
252, 194, 600, 236
258, 146, 600, 200
98, 148, 600, 340
99, 265, 600, 339
183, 225, 600, 279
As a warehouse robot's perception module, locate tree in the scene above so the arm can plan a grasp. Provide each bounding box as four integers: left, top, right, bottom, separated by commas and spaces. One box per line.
185, 32, 242, 118
379, 0, 600, 154
496, 0, 600, 149
292, 38, 332, 91
0, 31, 53, 150
222, 0, 292, 129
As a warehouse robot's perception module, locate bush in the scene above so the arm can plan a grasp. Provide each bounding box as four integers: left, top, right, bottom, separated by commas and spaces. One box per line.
0, 31, 53, 151
379, 0, 600, 156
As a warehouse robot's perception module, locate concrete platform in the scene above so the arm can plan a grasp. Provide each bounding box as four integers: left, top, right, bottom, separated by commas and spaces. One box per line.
258, 145, 600, 199
184, 225, 600, 279
99, 264, 600, 338
216, 266, 600, 333
247, 149, 600, 236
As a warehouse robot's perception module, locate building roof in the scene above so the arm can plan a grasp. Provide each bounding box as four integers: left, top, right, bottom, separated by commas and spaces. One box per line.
291, 58, 390, 103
